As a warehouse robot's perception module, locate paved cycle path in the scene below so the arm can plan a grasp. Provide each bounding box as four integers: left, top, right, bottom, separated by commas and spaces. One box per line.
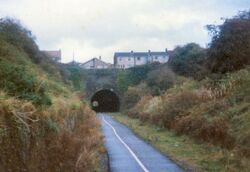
99, 113, 184, 172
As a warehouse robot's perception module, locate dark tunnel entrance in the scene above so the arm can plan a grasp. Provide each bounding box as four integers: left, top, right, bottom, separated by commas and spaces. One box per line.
91, 89, 120, 112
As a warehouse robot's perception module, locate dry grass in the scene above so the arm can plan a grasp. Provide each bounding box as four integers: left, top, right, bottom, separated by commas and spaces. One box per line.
0, 92, 103, 172
125, 67, 250, 171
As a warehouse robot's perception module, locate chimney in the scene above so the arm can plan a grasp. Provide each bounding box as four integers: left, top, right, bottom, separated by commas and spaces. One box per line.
99, 56, 101, 60
165, 48, 168, 53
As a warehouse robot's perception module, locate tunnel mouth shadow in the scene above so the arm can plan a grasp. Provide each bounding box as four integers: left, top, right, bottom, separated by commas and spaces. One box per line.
91, 89, 120, 112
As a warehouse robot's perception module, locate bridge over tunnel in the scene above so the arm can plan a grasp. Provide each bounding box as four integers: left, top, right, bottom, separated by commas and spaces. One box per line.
91, 89, 120, 112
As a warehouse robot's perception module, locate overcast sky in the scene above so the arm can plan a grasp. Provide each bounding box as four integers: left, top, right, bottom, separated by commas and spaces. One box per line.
0, 0, 249, 63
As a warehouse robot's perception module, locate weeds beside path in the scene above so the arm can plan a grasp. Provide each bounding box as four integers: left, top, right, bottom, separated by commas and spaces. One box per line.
110, 113, 238, 172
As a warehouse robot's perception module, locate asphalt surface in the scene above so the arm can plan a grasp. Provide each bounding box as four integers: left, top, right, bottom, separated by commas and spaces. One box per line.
99, 113, 184, 172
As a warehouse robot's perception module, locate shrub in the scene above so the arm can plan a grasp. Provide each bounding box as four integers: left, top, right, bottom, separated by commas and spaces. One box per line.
203, 67, 250, 99
122, 83, 151, 110
146, 66, 176, 94
0, 61, 51, 106
128, 95, 153, 119
123, 60, 250, 168
158, 90, 202, 128
175, 114, 235, 149
172, 98, 236, 148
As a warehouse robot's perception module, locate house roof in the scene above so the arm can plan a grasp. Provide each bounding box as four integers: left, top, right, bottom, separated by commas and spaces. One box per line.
114, 51, 168, 58
81, 58, 112, 66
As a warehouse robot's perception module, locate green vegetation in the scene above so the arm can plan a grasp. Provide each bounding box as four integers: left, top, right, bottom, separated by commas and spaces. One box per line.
0, 18, 69, 106
146, 65, 176, 95
122, 83, 151, 110
124, 68, 250, 171
168, 43, 208, 80
118, 10, 250, 171
0, 61, 51, 106
111, 113, 231, 171
116, 63, 161, 94
0, 18, 103, 171
64, 62, 86, 91
207, 11, 250, 73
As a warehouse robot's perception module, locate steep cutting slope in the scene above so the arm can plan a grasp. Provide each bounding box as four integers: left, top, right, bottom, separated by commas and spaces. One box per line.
0, 18, 103, 172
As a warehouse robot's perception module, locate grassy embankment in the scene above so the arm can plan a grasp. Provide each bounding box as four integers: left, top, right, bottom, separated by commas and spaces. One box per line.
110, 113, 226, 171
114, 67, 250, 172
0, 18, 104, 172
113, 11, 250, 172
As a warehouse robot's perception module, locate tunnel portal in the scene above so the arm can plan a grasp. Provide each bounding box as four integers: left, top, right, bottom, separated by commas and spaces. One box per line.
91, 89, 120, 112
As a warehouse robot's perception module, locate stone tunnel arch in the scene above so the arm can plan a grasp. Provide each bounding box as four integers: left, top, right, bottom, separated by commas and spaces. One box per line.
91, 89, 120, 112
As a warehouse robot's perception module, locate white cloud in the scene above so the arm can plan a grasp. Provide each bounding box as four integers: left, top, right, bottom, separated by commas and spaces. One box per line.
0, 0, 249, 63
132, 9, 199, 31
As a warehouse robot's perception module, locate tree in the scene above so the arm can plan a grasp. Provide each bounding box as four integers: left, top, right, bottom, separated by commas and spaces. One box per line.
207, 11, 250, 73
168, 43, 207, 79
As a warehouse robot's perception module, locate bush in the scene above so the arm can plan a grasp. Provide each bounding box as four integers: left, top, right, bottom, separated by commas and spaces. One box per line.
172, 98, 235, 148
146, 66, 176, 94
123, 83, 151, 110
128, 95, 153, 119
156, 90, 201, 128
175, 114, 235, 149
122, 55, 250, 169
0, 61, 51, 106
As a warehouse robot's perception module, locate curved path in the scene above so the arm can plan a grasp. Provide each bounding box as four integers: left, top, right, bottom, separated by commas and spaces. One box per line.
99, 113, 184, 172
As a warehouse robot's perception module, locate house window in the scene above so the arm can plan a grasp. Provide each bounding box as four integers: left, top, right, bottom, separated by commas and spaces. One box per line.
137, 57, 141, 60
155, 56, 158, 60
128, 57, 131, 61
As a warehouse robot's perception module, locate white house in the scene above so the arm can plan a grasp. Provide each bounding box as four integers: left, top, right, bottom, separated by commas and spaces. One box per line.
114, 49, 169, 69
80, 57, 112, 69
